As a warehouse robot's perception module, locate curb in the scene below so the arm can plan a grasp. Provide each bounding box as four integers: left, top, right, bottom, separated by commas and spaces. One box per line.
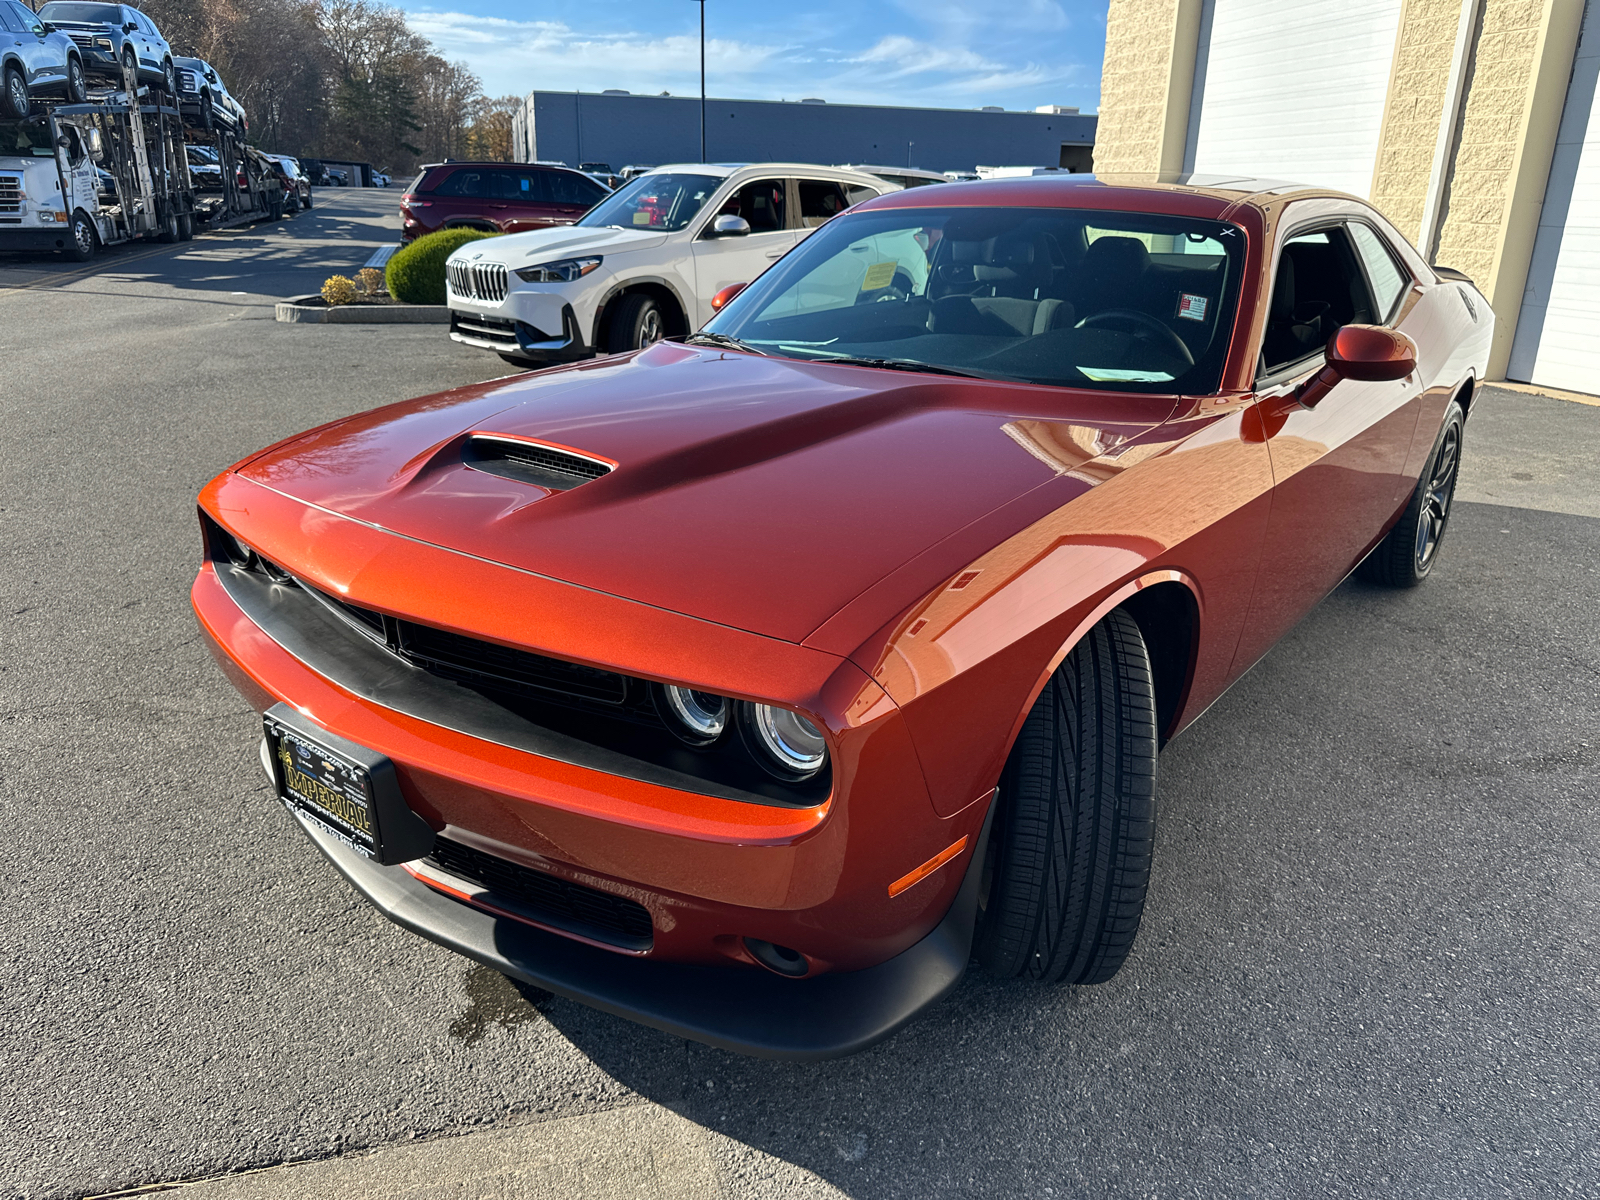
275, 296, 449, 324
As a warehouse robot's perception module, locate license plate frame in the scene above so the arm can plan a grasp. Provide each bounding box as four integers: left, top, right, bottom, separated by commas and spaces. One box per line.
262, 703, 434, 864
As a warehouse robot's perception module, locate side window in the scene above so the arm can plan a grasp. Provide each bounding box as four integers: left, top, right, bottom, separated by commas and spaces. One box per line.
432, 170, 488, 198
488, 170, 546, 201
798, 180, 849, 228
546, 171, 605, 206
0, 6, 18, 33
718, 178, 785, 233
1261, 226, 1376, 375
1348, 222, 1410, 323
844, 184, 879, 207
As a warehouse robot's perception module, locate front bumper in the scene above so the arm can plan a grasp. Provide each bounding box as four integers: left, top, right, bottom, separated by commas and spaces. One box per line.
291, 791, 991, 1059
0, 226, 78, 253
449, 304, 589, 363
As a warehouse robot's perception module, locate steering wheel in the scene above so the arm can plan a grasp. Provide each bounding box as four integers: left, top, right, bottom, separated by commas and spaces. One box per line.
856, 267, 917, 304
1077, 309, 1194, 366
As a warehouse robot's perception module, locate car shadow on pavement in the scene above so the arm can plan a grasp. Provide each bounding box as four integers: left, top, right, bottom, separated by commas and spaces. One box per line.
525, 500, 1600, 1199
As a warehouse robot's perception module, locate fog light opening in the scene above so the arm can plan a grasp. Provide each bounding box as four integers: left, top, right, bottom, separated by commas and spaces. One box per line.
744, 937, 809, 978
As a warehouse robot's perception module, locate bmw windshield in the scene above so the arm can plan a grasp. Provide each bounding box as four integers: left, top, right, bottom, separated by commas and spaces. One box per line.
577, 173, 720, 233
704, 205, 1245, 394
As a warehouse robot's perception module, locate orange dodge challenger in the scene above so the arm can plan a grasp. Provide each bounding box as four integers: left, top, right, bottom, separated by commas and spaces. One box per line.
193, 174, 1492, 1058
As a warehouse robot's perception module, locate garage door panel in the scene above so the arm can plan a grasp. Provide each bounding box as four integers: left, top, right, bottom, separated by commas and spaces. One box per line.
1186, 0, 1404, 198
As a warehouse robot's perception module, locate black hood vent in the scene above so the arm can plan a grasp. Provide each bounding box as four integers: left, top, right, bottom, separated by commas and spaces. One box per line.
462, 435, 613, 492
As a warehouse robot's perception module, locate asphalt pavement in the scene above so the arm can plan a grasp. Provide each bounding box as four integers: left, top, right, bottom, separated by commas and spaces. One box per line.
1, 191, 1597, 1199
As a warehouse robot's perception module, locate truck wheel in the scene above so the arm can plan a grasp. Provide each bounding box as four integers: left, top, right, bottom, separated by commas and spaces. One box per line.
66, 211, 97, 262
974, 608, 1158, 985
177, 212, 194, 241
198, 91, 214, 131
607, 293, 666, 353
2, 66, 27, 119
1358, 400, 1465, 588
66, 57, 87, 104
161, 58, 177, 96
157, 207, 181, 243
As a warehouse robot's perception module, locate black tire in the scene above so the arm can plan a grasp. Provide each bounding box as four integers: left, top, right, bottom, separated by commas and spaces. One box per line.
161, 58, 176, 96
2, 65, 27, 120
607, 293, 666, 353
302, 189, 312, 210
66, 56, 87, 104
1358, 399, 1465, 588
177, 212, 194, 241
974, 608, 1158, 985
65, 210, 96, 262
198, 90, 214, 131
157, 206, 180, 243
120, 46, 136, 88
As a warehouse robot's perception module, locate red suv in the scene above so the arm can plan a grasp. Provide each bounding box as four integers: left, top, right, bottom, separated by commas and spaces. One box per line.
400, 162, 610, 243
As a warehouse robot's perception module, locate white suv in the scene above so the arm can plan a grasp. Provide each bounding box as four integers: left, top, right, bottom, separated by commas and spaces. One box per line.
444, 163, 896, 366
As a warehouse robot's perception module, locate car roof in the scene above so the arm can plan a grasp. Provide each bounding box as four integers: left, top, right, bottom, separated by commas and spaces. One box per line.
640, 162, 901, 187
856, 171, 1363, 220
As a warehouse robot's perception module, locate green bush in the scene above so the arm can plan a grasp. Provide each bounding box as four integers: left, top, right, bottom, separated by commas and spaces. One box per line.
386, 228, 501, 305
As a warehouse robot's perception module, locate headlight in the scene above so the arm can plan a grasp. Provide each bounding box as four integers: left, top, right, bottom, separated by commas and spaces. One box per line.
215, 527, 256, 570
515, 256, 601, 283
739, 702, 829, 781
94, 37, 112, 48
655, 684, 729, 747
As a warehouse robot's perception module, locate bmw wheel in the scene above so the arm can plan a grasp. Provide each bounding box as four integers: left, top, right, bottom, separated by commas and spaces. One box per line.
1358, 399, 1465, 588
608, 293, 666, 353
975, 608, 1158, 985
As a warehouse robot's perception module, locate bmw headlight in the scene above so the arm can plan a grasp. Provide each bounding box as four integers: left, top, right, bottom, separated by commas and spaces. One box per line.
515, 256, 601, 283
738, 702, 829, 781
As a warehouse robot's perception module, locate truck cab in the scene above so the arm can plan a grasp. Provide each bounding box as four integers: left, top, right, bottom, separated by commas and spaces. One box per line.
0, 116, 102, 258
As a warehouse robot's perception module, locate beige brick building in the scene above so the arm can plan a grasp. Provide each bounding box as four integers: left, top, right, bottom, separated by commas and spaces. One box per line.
1097, 0, 1598, 392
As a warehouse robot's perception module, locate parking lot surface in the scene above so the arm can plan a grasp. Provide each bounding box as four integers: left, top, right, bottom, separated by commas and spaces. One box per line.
2, 192, 1597, 1199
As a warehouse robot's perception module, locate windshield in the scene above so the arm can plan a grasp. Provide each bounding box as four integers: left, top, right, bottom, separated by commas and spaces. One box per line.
38, 3, 124, 22
707, 206, 1244, 394
0, 122, 55, 156
577, 172, 720, 233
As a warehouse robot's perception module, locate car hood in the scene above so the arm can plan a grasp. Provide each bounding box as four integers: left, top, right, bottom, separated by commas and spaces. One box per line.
462, 225, 669, 265
235, 344, 1174, 644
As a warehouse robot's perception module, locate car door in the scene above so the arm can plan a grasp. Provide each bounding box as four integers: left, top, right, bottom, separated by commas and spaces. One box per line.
689, 175, 797, 326
1231, 209, 1424, 674
545, 168, 606, 225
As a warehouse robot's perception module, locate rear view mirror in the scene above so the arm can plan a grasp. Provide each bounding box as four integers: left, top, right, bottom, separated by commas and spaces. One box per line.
709, 214, 750, 238
1295, 325, 1418, 408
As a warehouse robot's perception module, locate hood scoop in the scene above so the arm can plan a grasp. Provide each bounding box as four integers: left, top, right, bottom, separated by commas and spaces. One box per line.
461, 435, 613, 492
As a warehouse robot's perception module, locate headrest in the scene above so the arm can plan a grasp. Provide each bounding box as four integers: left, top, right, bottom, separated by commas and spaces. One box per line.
1081, 236, 1149, 277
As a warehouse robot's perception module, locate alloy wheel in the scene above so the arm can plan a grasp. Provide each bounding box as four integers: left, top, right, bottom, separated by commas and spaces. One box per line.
1414, 423, 1460, 569
68, 59, 86, 103
6, 72, 26, 118
638, 308, 663, 347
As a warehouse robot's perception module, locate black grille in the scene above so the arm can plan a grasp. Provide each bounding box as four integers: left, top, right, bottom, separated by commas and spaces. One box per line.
463, 436, 611, 492
426, 836, 653, 950
397, 620, 628, 704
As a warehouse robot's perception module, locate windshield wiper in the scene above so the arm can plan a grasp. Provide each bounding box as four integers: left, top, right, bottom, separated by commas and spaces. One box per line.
807, 355, 1000, 380
684, 332, 768, 355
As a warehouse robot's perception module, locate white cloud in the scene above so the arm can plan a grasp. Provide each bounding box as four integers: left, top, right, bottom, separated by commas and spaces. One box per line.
401, 7, 1087, 110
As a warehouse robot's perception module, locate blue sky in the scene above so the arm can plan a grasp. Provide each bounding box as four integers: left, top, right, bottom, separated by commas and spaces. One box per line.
401, 1, 1107, 113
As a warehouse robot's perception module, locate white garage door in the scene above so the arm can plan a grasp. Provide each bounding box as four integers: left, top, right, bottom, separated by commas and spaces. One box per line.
1507, 0, 1600, 394
1184, 0, 1404, 197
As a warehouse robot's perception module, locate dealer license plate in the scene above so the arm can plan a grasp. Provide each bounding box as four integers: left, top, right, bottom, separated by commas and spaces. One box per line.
265, 718, 380, 855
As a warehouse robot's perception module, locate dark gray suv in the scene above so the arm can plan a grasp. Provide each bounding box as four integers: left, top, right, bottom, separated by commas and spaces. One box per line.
0, 0, 88, 116
35, 2, 175, 94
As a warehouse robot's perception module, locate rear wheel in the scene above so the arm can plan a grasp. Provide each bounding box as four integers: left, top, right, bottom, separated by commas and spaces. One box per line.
607, 293, 666, 353
66, 56, 87, 104
302, 189, 312, 210
2, 66, 27, 120
65, 210, 96, 262
177, 211, 194, 241
1358, 400, 1465, 587
157, 205, 180, 243
974, 608, 1159, 985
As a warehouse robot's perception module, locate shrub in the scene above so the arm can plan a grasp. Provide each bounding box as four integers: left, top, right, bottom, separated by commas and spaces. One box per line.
358, 266, 386, 296
321, 274, 359, 306
386, 228, 500, 305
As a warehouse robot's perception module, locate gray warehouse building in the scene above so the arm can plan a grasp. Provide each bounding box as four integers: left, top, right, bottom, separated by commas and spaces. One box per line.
511, 92, 1096, 176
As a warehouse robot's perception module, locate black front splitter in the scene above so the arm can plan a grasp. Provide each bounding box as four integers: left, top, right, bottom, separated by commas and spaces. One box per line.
291, 800, 992, 1061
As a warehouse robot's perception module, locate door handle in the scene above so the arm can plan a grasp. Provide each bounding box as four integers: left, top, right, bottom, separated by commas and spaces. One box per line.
765, 249, 785, 259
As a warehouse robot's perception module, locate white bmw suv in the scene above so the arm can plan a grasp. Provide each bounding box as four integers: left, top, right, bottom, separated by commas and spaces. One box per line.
444, 163, 897, 366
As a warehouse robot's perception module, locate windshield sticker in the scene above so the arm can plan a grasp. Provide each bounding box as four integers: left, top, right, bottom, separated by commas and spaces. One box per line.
1078, 367, 1176, 383
861, 261, 898, 291
632, 211, 652, 225
1176, 293, 1209, 322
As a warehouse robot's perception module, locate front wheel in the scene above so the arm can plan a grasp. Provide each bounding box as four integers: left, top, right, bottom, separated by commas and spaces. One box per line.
1358, 399, 1465, 587
161, 58, 177, 96
975, 608, 1158, 985
2, 65, 28, 119
607, 293, 666, 353
198, 90, 214, 131
66, 210, 96, 262
66, 56, 87, 104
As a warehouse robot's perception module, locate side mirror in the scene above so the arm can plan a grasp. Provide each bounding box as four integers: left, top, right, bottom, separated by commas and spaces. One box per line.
710, 282, 747, 311
123, 21, 137, 32
87, 128, 104, 162
709, 214, 750, 238
1295, 324, 1418, 408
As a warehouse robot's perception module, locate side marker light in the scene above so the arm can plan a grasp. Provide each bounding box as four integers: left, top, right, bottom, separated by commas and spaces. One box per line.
888, 835, 969, 898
